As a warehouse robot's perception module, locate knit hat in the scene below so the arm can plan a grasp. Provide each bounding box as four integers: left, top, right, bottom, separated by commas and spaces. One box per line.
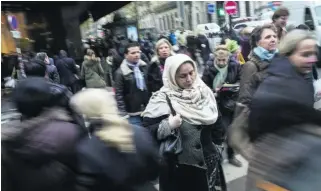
226, 40, 240, 53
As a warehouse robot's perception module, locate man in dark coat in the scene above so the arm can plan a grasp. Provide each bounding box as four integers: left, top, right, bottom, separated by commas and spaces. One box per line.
55, 50, 80, 93
114, 42, 149, 126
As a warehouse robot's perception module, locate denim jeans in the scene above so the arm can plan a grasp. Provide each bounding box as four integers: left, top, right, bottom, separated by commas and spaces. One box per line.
128, 116, 142, 126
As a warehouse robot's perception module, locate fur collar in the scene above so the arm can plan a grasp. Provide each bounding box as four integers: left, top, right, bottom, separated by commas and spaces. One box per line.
84, 55, 101, 62
120, 59, 147, 76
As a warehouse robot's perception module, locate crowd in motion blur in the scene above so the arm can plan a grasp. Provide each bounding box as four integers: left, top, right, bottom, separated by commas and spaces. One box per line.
2, 7, 321, 191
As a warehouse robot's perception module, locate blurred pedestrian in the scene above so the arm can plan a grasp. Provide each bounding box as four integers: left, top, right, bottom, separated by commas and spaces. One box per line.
239, 27, 254, 62
81, 49, 106, 88
247, 29, 321, 191
296, 24, 310, 30
55, 50, 81, 93
272, 7, 290, 40
2, 77, 83, 191
71, 89, 160, 191
35, 52, 60, 84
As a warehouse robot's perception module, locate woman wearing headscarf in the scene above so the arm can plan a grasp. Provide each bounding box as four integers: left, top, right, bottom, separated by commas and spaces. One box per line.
228, 24, 279, 159
70, 89, 160, 191
142, 54, 226, 191
246, 29, 321, 191
147, 38, 175, 95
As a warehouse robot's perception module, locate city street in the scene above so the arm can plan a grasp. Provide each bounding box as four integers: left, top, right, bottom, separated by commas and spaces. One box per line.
1, 69, 320, 191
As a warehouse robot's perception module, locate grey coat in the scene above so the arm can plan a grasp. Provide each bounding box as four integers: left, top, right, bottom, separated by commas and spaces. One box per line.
143, 116, 226, 191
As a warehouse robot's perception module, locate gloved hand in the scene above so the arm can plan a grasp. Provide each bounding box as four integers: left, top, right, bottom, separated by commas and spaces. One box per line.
168, 114, 182, 129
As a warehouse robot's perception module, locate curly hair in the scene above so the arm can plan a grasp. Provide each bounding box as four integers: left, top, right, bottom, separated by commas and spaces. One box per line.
250, 24, 277, 49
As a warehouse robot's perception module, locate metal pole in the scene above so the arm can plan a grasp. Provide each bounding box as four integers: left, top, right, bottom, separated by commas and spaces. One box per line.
229, 15, 232, 36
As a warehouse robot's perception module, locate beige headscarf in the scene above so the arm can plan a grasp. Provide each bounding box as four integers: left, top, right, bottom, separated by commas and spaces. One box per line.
142, 54, 218, 125
70, 89, 135, 152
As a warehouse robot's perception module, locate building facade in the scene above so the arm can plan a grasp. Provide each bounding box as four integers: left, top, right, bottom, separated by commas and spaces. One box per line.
137, 1, 272, 34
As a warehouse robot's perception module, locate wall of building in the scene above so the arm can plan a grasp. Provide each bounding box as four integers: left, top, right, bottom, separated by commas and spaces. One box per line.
138, 1, 259, 34
1, 12, 29, 53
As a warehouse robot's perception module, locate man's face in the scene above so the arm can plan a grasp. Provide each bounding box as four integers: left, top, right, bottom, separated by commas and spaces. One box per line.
125, 46, 141, 63
45, 56, 50, 64
275, 16, 288, 28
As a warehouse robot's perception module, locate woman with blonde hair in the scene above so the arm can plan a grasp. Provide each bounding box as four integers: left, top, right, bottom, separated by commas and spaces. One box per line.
70, 89, 160, 191
81, 49, 106, 88
147, 38, 175, 95
202, 45, 242, 167
246, 29, 321, 190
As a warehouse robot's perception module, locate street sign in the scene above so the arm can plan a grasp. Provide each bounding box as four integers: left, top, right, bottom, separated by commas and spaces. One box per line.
7, 15, 18, 30
207, 3, 216, 14
224, 1, 238, 15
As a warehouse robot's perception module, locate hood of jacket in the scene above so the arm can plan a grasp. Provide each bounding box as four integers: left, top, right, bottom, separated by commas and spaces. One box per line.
83, 56, 101, 66
267, 56, 304, 78
249, 56, 319, 141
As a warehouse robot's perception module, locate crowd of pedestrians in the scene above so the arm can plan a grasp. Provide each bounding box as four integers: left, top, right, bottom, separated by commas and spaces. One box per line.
2, 6, 321, 191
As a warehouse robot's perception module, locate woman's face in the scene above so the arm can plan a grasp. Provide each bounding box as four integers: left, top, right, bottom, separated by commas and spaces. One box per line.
289, 39, 318, 74
175, 62, 196, 89
257, 29, 278, 51
158, 43, 170, 58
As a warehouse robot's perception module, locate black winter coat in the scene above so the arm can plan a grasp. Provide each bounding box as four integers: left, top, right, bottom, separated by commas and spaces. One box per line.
202, 57, 241, 90
114, 60, 149, 115
249, 56, 319, 141
146, 57, 166, 95
75, 124, 160, 191
55, 57, 79, 86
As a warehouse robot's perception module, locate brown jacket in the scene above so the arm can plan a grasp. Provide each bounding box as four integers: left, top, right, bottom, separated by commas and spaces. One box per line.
229, 52, 272, 159
238, 52, 271, 105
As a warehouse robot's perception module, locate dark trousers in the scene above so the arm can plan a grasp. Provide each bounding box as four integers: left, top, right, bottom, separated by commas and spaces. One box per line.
221, 114, 236, 159
68, 81, 82, 94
